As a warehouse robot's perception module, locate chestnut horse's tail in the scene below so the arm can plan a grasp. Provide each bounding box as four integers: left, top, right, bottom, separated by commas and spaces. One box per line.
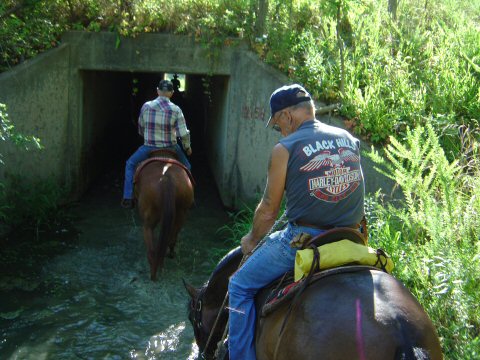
156, 174, 176, 266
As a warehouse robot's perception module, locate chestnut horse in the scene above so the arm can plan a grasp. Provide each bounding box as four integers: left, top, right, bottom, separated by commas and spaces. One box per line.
134, 149, 194, 280
184, 246, 443, 359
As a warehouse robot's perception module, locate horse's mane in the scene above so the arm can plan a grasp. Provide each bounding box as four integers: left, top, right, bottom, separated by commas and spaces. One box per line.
197, 247, 243, 305
209, 246, 243, 281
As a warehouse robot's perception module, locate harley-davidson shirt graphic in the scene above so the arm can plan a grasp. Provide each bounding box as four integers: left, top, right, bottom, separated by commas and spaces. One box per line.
299, 139, 361, 203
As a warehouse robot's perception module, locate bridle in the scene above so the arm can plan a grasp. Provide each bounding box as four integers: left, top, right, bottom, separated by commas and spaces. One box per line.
190, 286, 205, 338
190, 286, 215, 359
190, 285, 230, 360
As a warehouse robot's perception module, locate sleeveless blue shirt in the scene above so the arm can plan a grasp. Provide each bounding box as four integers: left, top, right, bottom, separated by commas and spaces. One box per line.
279, 120, 365, 227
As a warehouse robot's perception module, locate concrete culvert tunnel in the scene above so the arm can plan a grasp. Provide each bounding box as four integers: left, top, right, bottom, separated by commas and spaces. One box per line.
80, 70, 230, 201
0, 32, 391, 210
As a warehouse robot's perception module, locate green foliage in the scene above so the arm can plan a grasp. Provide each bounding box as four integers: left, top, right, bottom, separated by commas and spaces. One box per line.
0, 1, 62, 72
257, 0, 480, 144
369, 124, 462, 234
218, 206, 254, 247
1, 1, 478, 146
0, 102, 48, 233
0, 103, 41, 156
0, 175, 68, 234
366, 125, 480, 359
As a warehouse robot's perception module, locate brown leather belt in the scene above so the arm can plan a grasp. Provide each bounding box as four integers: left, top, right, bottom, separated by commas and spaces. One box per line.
293, 221, 360, 230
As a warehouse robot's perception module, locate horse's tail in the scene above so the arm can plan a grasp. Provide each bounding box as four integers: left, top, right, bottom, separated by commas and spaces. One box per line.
394, 320, 432, 360
156, 173, 176, 265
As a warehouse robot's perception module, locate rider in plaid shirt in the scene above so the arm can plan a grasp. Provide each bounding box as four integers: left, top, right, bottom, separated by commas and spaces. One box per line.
138, 96, 190, 148
121, 79, 192, 209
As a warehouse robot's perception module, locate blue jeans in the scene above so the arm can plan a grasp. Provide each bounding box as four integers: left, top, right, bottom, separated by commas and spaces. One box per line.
122, 144, 191, 199
228, 223, 325, 360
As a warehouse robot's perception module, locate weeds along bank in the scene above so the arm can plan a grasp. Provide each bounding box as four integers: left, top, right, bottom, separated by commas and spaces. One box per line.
366, 125, 480, 359
0, 103, 66, 237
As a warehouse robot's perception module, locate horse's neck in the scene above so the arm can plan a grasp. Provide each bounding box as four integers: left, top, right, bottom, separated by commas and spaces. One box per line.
205, 248, 243, 306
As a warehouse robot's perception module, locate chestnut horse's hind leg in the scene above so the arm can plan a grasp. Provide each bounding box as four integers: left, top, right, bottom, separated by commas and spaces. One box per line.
143, 225, 158, 281
167, 222, 180, 259
167, 208, 189, 258
167, 243, 176, 259
167, 229, 180, 259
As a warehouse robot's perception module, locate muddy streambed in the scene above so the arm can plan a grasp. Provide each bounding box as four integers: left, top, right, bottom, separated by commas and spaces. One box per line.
0, 168, 234, 359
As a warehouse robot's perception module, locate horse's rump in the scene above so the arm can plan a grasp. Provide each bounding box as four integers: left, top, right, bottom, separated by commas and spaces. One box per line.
134, 156, 195, 187
256, 269, 442, 360
185, 247, 442, 360
135, 155, 194, 280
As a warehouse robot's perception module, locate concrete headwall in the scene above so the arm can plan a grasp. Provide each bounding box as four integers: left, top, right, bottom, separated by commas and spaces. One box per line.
0, 44, 70, 187
0, 31, 394, 209
222, 52, 290, 206
62, 31, 237, 197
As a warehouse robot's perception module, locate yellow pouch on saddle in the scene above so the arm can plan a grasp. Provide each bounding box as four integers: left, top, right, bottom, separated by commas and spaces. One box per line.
294, 240, 394, 281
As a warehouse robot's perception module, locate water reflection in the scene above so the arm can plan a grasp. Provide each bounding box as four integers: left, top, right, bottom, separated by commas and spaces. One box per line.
129, 322, 199, 359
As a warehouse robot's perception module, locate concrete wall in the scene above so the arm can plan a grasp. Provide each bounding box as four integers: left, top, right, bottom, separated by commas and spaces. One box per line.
0, 31, 395, 210
206, 76, 230, 202
0, 44, 70, 187
222, 52, 290, 206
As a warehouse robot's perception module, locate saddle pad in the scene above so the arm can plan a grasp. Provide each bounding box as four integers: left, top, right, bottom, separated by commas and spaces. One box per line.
134, 157, 195, 185
261, 265, 381, 317
294, 240, 394, 281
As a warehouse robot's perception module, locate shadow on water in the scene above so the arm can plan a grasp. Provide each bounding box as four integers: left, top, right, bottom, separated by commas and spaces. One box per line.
0, 157, 234, 359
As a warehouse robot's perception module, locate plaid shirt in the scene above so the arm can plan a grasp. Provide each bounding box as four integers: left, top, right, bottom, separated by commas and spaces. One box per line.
138, 96, 191, 148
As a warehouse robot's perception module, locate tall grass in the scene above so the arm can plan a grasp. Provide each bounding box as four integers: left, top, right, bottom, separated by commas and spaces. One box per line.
366, 124, 480, 359
0, 175, 68, 236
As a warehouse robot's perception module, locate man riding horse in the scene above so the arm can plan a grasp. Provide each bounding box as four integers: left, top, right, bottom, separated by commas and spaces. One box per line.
228, 84, 365, 360
121, 79, 192, 209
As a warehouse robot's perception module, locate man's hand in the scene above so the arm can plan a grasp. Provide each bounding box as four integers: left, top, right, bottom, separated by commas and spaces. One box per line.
185, 147, 192, 156
240, 233, 258, 255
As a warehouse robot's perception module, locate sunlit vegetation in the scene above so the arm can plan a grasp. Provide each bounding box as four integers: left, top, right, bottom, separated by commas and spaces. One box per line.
1, 0, 479, 147
366, 125, 480, 358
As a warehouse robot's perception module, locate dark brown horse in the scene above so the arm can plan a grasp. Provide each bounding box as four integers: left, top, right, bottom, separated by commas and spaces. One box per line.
184, 246, 443, 359
134, 149, 194, 280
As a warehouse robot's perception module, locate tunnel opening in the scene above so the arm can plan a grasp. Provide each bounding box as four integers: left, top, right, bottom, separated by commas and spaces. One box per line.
80, 70, 229, 203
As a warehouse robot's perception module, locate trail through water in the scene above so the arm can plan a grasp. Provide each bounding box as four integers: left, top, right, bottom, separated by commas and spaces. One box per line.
0, 164, 233, 359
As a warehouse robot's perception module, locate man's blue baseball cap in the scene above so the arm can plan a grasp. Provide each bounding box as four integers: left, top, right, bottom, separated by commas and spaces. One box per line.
266, 84, 311, 128
158, 79, 174, 91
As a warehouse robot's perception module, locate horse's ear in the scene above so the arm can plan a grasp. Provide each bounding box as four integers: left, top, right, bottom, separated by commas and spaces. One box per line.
182, 278, 199, 299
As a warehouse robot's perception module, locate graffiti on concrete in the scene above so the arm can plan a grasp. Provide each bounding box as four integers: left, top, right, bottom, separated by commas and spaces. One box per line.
242, 103, 266, 121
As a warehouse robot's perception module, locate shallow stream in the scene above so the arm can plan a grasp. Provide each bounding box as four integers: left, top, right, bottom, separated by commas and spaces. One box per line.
0, 166, 233, 359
